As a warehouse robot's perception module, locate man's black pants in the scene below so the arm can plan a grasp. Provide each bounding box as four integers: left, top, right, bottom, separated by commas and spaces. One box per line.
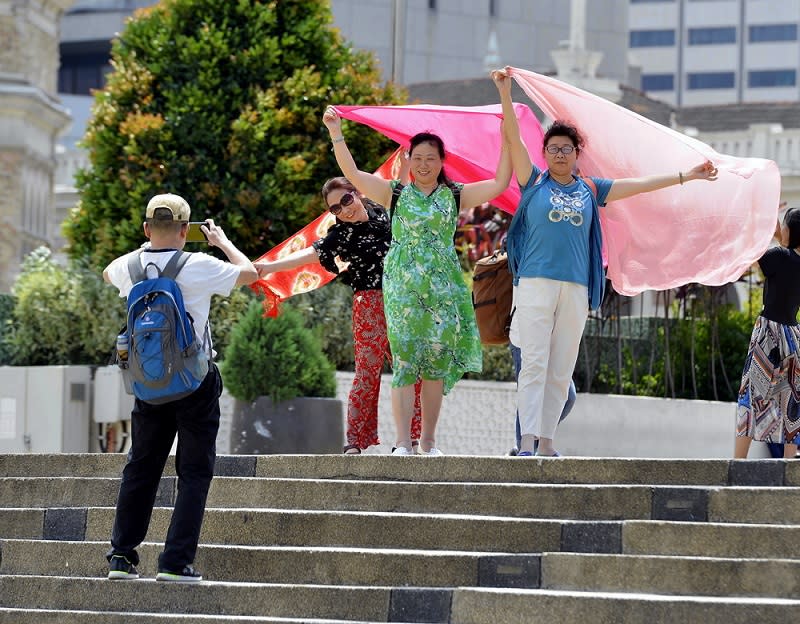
106, 364, 222, 572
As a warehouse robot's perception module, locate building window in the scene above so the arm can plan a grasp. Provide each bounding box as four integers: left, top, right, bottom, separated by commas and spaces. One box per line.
687, 72, 735, 89
58, 53, 111, 95
630, 0, 673, 3
489, 0, 497, 17
749, 24, 798, 43
748, 69, 796, 88
630, 30, 675, 47
688, 27, 736, 45
428, 0, 436, 9
641, 74, 675, 91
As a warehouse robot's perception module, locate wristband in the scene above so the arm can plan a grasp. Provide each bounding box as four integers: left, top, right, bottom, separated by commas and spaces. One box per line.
331, 137, 345, 144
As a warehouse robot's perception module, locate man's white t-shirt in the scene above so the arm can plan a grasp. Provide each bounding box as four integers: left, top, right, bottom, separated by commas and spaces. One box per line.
106, 248, 241, 354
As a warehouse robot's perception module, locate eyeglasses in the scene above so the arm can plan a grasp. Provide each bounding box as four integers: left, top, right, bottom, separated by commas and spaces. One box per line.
328, 192, 355, 215
545, 145, 576, 155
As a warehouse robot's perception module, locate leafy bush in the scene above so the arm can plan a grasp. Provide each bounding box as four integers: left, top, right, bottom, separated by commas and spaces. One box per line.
7, 247, 125, 365
220, 301, 336, 403
65, 0, 405, 270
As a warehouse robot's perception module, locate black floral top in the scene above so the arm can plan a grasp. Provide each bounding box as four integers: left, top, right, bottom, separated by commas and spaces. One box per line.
312, 201, 390, 291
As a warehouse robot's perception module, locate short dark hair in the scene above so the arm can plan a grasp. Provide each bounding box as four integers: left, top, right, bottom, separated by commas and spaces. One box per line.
543, 120, 585, 153
784, 207, 800, 249
147, 209, 184, 234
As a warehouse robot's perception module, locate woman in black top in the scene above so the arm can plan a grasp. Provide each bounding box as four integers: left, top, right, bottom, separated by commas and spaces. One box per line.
255, 177, 421, 454
735, 206, 800, 459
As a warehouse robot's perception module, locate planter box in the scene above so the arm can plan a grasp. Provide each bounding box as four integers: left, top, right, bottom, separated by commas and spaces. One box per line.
230, 396, 343, 454
0, 365, 92, 453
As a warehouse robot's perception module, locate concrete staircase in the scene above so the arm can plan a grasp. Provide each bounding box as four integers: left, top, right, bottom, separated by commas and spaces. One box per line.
1, 454, 800, 622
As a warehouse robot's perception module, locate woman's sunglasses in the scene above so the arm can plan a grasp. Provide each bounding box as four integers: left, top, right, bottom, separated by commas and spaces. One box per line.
328, 192, 355, 215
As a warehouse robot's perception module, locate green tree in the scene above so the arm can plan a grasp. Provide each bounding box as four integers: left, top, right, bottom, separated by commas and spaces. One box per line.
65, 0, 404, 269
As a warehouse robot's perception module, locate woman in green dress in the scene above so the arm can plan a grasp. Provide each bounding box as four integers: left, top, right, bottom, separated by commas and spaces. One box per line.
323, 106, 512, 456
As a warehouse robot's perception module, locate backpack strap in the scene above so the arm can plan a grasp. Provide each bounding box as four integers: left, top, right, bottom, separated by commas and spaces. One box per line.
389, 183, 404, 221
450, 184, 461, 210
127, 249, 191, 285
126, 250, 146, 284
161, 250, 191, 280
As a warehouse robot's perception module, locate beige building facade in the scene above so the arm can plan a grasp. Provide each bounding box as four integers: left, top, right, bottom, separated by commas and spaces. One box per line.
0, 0, 73, 291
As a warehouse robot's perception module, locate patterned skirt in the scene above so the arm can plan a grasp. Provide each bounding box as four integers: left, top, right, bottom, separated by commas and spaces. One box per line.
736, 316, 800, 444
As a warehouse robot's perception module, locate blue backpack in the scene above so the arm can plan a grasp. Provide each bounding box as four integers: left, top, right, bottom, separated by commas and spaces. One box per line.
118, 250, 209, 405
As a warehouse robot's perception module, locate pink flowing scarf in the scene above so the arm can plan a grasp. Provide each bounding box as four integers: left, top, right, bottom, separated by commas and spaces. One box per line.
335, 103, 546, 214
508, 67, 781, 295
252, 104, 547, 312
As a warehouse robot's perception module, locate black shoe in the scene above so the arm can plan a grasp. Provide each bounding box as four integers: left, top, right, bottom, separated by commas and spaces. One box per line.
156, 564, 203, 582
107, 555, 139, 580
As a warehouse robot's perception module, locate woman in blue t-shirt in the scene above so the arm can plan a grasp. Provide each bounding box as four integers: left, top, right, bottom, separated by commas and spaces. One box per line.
493, 67, 718, 457
735, 207, 800, 459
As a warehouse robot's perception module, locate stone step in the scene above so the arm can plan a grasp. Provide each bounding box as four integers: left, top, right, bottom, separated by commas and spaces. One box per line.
5, 539, 799, 599
2, 506, 568, 552
624, 520, 800, 559
542, 552, 800, 599
0, 609, 373, 624
0, 539, 538, 588
6, 475, 800, 523
450, 588, 800, 624
10, 505, 800, 561
0, 476, 654, 519
0, 575, 441, 622
2, 453, 797, 487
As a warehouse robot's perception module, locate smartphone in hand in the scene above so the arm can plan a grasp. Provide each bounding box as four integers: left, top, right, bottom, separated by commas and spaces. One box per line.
187, 221, 209, 243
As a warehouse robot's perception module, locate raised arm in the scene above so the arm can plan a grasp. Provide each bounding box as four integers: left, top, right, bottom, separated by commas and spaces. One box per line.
606, 160, 719, 203
323, 106, 392, 207
203, 219, 258, 286
254, 246, 320, 279
492, 67, 534, 186
460, 130, 512, 210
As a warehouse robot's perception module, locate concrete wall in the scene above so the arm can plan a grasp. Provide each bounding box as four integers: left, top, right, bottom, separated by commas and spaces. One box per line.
217, 372, 771, 459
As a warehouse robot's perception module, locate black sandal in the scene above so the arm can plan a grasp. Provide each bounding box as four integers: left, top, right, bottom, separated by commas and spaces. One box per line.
343, 445, 361, 455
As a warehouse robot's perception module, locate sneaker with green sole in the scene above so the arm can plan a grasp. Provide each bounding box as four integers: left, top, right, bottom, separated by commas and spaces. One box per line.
107, 555, 139, 580
156, 565, 202, 582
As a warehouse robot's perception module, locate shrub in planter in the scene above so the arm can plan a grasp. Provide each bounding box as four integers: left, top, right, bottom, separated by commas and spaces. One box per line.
220, 301, 341, 454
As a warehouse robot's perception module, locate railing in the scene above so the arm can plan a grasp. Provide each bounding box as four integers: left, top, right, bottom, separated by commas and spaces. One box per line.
54, 148, 89, 188
688, 124, 800, 175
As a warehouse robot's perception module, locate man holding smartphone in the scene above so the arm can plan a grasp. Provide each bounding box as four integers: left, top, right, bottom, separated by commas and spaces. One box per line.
102, 193, 257, 582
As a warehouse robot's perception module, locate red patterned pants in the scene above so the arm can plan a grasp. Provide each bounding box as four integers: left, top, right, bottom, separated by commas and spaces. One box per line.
348, 289, 421, 449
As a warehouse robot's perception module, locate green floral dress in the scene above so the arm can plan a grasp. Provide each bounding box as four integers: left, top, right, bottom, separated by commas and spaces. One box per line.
383, 181, 482, 394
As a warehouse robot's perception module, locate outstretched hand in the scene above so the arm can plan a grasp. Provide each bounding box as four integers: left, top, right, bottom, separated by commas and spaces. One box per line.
323, 106, 341, 133
688, 160, 719, 182
491, 67, 511, 97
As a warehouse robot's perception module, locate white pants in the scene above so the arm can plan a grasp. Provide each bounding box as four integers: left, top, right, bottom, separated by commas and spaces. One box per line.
516, 277, 588, 439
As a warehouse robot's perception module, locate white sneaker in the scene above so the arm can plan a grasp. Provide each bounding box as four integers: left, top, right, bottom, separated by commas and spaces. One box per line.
417, 447, 444, 456
391, 446, 413, 456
